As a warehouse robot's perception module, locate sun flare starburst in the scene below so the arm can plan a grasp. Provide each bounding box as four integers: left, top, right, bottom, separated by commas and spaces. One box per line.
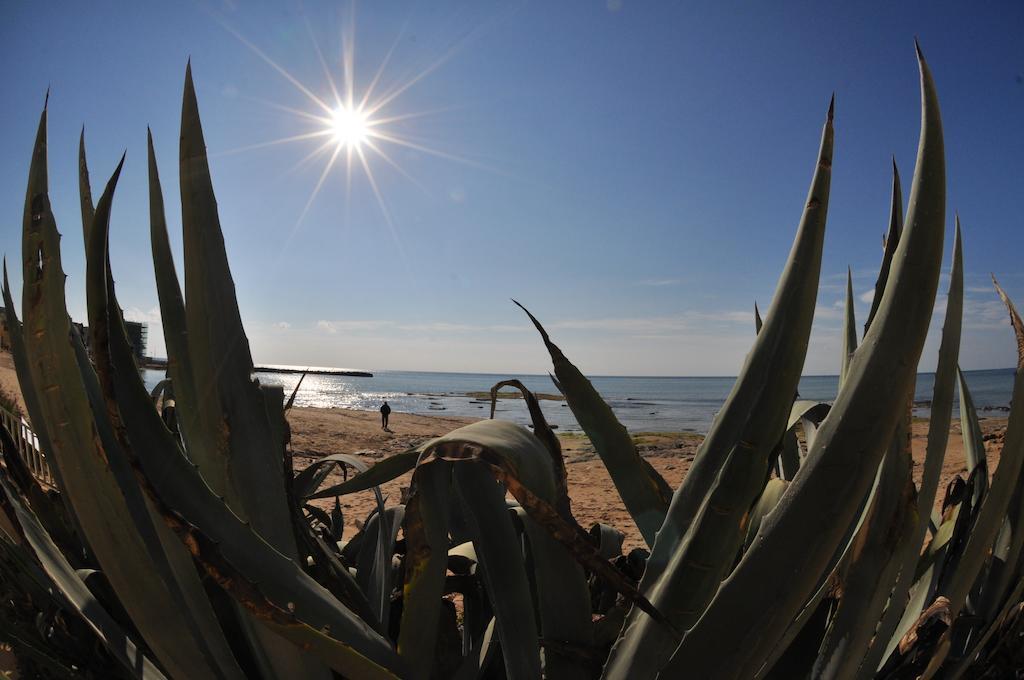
215, 8, 486, 239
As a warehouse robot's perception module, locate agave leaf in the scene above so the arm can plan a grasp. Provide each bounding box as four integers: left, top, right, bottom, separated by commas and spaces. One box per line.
945, 577, 1024, 679
454, 401, 592, 679
2, 265, 81, 548
355, 505, 404, 632
147, 129, 209, 468
84, 160, 404, 678
298, 452, 392, 627
958, 365, 988, 505
754, 301, 763, 334
0, 473, 166, 679
308, 449, 419, 499
451, 618, 499, 680
285, 370, 308, 411
841, 267, 858, 386
913, 278, 1024, 674
330, 497, 345, 541
976, 387, 1022, 629
859, 222, 964, 676
744, 478, 789, 551
179, 62, 299, 555
878, 502, 963, 675
606, 96, 834, 680
788, 399, 830, 457
627, 94, 834, 593
294, 510, 380, 628
787, 400, 830, 432
515, 301, 671, 547
453, 463, 543, 680
77, 128, 95, 249
661, 46, 945, 679
864, 158, 904, 336
304, 503, 334, 529
421, 420, 667, 628
811, 411, 915, 680
756, 456, 912, 679
178, 66, 334, 678
398, 461, 452, 678
489, 378, 572, 520
776, 429, 801, 481
591, 523, 626, 560
94, 145, 296, 680
23, 106, 249, 680
297, 454, 386, 509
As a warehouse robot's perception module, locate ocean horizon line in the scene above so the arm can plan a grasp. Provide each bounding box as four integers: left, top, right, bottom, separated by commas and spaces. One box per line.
228, 364, 1018, 382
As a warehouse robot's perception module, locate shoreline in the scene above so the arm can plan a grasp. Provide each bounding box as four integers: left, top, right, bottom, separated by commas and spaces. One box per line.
0, 353, 1009, 551
287, 405, 1008, 551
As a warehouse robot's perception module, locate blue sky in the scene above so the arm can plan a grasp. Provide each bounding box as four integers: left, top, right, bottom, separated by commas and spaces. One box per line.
1, 1, 1022, 376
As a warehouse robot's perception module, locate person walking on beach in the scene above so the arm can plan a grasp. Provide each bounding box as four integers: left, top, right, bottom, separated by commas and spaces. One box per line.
380, 400, 392, 430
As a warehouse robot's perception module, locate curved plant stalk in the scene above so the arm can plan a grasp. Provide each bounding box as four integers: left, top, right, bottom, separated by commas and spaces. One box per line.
864, 158, 903, 336
489, 378, 572, 521
296, 454, 387, 514
308, 449, 419, 499
660, 45, 945, 680
605, 95, 834, 680
858, 220, 964, 676
516, 301, 671, 547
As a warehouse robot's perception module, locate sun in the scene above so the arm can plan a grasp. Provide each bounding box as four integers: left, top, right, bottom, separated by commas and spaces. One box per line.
216, 8, 485, 235
330, 105, 370, 149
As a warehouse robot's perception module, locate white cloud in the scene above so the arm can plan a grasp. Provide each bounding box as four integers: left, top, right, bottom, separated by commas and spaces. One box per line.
316, 320, 390, 334
273, 321, 291, 330
122, 306, 162, 324
636, 278, 682, 287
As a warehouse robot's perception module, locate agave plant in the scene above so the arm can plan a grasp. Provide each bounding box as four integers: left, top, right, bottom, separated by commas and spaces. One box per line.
0, 45, 1022, 680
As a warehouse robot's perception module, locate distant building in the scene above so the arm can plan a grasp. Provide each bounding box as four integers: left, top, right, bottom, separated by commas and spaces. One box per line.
0, 308, 146, 364
0, 307, 8, 350
124, 321, 147, 362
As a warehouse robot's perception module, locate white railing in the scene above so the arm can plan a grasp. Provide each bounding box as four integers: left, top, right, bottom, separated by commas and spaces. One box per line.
0, 406, 53, 486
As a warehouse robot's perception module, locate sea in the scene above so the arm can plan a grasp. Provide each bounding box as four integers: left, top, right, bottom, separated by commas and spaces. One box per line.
140, 367, 1016, 435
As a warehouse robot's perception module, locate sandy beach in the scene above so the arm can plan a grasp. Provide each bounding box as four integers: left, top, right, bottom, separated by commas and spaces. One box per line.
288, 405, 1008, 551
0, 352, 1007, 551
